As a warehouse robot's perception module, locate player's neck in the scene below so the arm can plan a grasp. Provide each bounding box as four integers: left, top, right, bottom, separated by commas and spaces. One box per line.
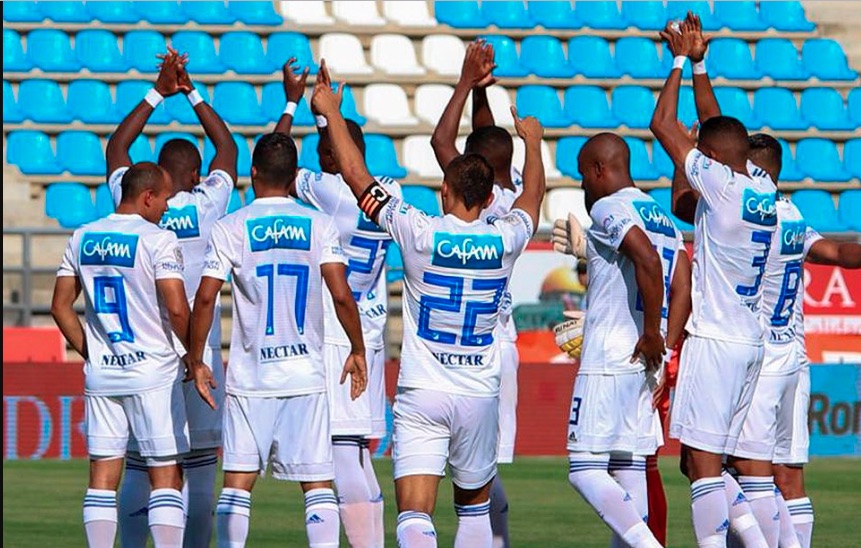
446, 202, 482, 223
495, 177, 515, 192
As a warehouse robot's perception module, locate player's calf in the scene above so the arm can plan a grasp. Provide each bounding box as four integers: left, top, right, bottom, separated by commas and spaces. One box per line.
182, 450, 219, 548
85, 456, 125, 548
147, 458, 186, 548
774, 466, 813, 548
303, 481, 341, 548
453, 481, 494, 548
333, 436, 374, 548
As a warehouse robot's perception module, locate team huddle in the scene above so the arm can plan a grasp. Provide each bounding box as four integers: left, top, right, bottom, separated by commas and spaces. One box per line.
49, 12, 860, 548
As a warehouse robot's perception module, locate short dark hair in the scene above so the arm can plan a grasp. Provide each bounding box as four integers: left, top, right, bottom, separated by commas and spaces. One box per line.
120, 162, 165, 202
699, 116, 749, 150
748, 133, 782, 165
252, 132, 298, 186
576, 259, 587, 275
465, 125, 513, 168
157, 138, 200, 172
444, 153, 494, 210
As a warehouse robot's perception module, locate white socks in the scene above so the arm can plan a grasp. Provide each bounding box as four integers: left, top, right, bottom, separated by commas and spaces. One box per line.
84, 489, 118, 548
609, 456, 649, 548
738, 476, 780, 547
334, 439, 374, 548
454, 501, 492, 548
361, 445, 385, 547
118, 455, 150, 548
722, 471, 768, 548
786, 498, 814, 548
148, 488, 185, 547
774, 487, 801, 548
489, 477, 509, 548
305, 488, 340, 548
691, 477, 729, 547
396, 511, 437, 548
182, 453, 218, 548
216, 488, 251, 548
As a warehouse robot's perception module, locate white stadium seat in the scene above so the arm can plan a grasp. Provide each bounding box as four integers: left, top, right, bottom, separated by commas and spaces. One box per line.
332, 0, 386, 26
545, 188, 591, 230
318, 33, 374, 75
486, 86, 515, 128
403, 135, 444, 178
279, 1, 334, 25
362, 84, 419, 126
415, 84, 470, 127
513, 139, 562, 179
421, 35, 466, 76
383, 0, 437, 27
371, 34, 426, 76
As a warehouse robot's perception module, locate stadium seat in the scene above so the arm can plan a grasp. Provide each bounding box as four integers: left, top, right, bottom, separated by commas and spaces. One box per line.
775, 138, 804, 182
422, 35, 467, 78
802, 39, 858, 81
564, 86, 616, 129
625, 137, 659, 181
760, 2, 815, 32
365, 135, 407, 178
568, 36, 620, 78
665, 1, 721, 30
611, 86, 655, 129
58, 131, 106, 176
3, 30, 30, 72
677, 87, 698, 128
434, 0, 486, 28
260, 82, 309, 125
229, 1, 283, 25
17, 79, 71, 123
838, 189, 861, 230
154, 133, 199, 159
170, 31, 224, 74
556, 136, 587, 178
364, 84, 419, 126
652, 142, 675, 179
94, 184, 115, 218
133, 1, 186, 24
27, 29, 80, 72
3, 81, 23, 123
713, 1, 768, 31
383, 0, 436, 26
527, 1, 579, 29
184, 1, 236, 24
415, 84, 467, 127
844, 140, 861, 179
483, 1, 533, 29
203, 134, 251, 177
87, 1, 138, 23
574, 1, 625, 30
546, 188, 590, 230
333, 0, 386, 25
299, 134, 321, 172
486, 86, 515, 128
164, 84, 211, 124
791, 190, 847, 232
800, 88, 854, 131
512, 139, 562, 179
46, 183, 98, 228
480, 35, 529, 77
620, 1, 665, 30
615, 37, 663, 79
123, 31, 167, 74
517, 86, 570, 128
520, 36, 574, 78
849, 89, 861, 126
649, 188, 694, 231
319, 33, 374, 75
3, 1, 42, 23
402, 185, 441, 215
76, 30, 127, 73
753, 88, 807, 131
403, 135, 443, 178
713, 87, 759, 129
213, 83, 266, 125
796, 139, 850, 182
267, 32, 319, 75
116, 81, 171, 124
338, 84, 367, 125
386, 244, 404, 283
756, 39, 807, 81
128, 134, 154, 164
7, 131, 62, 174
68, 80, 119, 124
245, 185, 257, 204
227, 188, 243, 214
281, 0, 334, 25
40, 1, 89, 22
220, 32, 274, 74
707, 38, 760, 80
371, 34, 426, 75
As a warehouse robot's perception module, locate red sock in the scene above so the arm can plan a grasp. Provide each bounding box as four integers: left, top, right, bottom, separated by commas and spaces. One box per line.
646, 455, 667, 546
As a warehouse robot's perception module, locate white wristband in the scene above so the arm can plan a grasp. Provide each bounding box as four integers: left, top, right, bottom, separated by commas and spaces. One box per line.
315, 115, 328, 128
693, 60, 707, 75
144, 88, 164, 108
672, 56, 687, 71
187, 88, 204, 107
284, 101, 297, 117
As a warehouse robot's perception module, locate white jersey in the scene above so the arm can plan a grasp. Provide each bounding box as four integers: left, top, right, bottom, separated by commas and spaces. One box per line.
371, 191, 532, 397
295, 168, 401, 350
684, 149, 778, 345
760, 199, 822, 374
110, 167, 234, 348
580, 187, 684, 374
201, 197, 346, 398
57, 214, 185, 396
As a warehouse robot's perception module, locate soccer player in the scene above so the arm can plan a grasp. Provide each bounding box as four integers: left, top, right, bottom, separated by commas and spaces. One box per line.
430, 40, 522, 548
273, 58, 400, 548
311, 61, 545, 548
186, 131, 367, 548
51, 162, 192, 548
651, 18, 779, 548
105, 49, 238, 548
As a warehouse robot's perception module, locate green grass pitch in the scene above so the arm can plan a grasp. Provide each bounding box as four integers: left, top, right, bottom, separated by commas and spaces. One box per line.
4, 457, 859, 547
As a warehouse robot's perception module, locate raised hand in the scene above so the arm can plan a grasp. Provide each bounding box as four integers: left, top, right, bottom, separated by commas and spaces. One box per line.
174, 52, 194, 95
340, 351, 368, 400
282, 56, 311, 104
311, 60, 344, 118
511, 106, 544, 145
475, 42, 498, 88
683, 11, 710, 63
660, 21, 694, 59
459, 39, 497, 89
154, 49, 188, 97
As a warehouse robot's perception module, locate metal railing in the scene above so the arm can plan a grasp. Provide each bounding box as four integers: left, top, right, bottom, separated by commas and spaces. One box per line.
3, 227, 72, 326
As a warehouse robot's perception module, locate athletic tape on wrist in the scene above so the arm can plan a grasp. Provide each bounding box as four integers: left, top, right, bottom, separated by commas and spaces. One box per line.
672, 56, 687, 71
315, 115, 328, 128
693, 60, 707, 75
284, 101, 297, 116
187, 89, 204, 107
144, 88, 164, 108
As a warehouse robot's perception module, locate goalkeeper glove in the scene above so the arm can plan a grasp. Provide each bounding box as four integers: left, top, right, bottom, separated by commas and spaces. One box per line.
551, 213, 587, 259
554, 310, 585, 360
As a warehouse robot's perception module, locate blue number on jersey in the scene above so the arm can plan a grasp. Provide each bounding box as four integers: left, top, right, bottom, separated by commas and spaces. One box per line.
93, 276, 134, 343
346, 236, 391, 301
770, 260, 803, 327
736, 230, 772, 297
635, 246, 676, 318
569, 397, 583, 426
256, 263, 310, 336
417, 273, 508, 347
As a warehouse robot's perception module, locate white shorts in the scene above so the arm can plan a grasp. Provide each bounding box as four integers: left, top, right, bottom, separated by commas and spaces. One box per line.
735, 360, 802, 461
324, 344, 375, 437
222, 392, 334, 482
368, 346, 388, 439
567, 371, 660, 456
669, 335, 764, 455
774, 366, 810, 465
497, 339, 519, 464
393, 388, 499, 490
86, 382, 189, 463
184, 346, 225, 450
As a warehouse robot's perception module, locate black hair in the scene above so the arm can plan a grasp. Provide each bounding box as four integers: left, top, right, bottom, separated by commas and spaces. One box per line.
120, 162, 165, 202
698, 116, 749, 152
748, 133, 782, 165
252, 132, 298, 187
576, 260, 587, 275
157, 139, 201, 174
444, 153, 494, 210
464, 125, 513, 168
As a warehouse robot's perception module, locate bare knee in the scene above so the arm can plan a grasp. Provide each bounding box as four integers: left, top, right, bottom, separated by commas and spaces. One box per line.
89, 456, 124, 490
148, 461, 183, 490
681, 445, 724, 482
773, 465, 805, 499
395, 475, 441, 515
453, 479, 493, 507
224, 471, 258, 493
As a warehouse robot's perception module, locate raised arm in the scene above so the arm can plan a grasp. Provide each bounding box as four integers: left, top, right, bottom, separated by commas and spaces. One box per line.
274, 58, 311, 137
807, 239, 861, 268
51, 276, 87, 360
471, 70, 497, 130
322, 263, 367, 400
685, 13, 721, 122
509, 107, 546, 233
671, 165, 698, 224
619, 228, 667, 370
650, 27, 697, 167
666, 247, 692, 349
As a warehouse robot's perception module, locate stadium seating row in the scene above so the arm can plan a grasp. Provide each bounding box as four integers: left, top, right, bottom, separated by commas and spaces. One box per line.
3, 1, 282, 25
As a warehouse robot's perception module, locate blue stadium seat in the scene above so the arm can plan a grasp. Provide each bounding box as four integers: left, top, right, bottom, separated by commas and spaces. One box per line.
665, 1, 721, 31
615, 37, 663, 79
116, 81, 171, 124
556, 137, 587, 178
340, 84, 367, 126
3, 29, 31, 71
39, 1, 89, 23
482, 1, 533, 29
3, 1, 42, 22
620, 1, 665, 31
229, 1, 283, 25
527, 1, 579, 29
800, 88, 854, 131
649, 188, 694, 231
18, 79, 72, 123
791, 190, 847, 232
516, 86, 570, 127
267, 32, 319, 75
128, 134, 155, 164
154, 133, 199, 159
776, 138, 804, 182
797, 139, 850, 182
261, 82, 306, 124
402, 186, 441, 216
87, 1, 138, 24
68, 80, 119, 124
713, 87, 758, 129
611, 86, 654, 129
434, 0, 486, 28
365, 135, 407, 178
753, 88, 807, 130
221, 32, 274, 74
7, 131, 62, 174
568, 36, 619, 78
76, 30, 126, 73
245, 185, 256, 204
759, 1, 815, 32
564, 86, 617, 128
574, 1, 625, 30
133, 1, 187, 24
184, 1, 236, 24
27, 29, 80, 72
652, 142, 675, 179
3, 81, 23, 123
707, 38, 760, 80
850, 89, 861, 126
386, 244, 404, 283
838, 189, 861, 230
520, 36, 574, 78
802, 39, 858, 81
171, 31, 224, 74
756, 39, 807, 81
213, 82, 267, 125
227, 188, 243, 214
203, 134, 251, 177
844, 140, 861, 180
713, 1, 768, 31
625, 137, 659, 181
58, 131, 106, 176
299, 134, 321, 172
164, 84, 211, 124
677, 87, 698, 128
94, 184, 115, 218
46, 183, 98, 228
124, 31, 168, 74
480, 35, 528, 77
